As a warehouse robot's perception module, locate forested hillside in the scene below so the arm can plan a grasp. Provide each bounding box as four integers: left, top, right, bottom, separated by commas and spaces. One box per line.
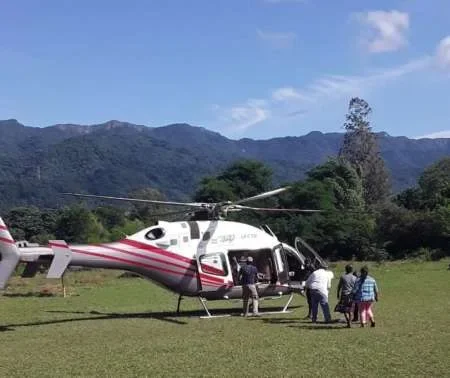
0, 118, 449, 211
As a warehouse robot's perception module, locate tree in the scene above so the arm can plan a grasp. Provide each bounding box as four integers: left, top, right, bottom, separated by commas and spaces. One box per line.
270, 159, 375, 260
127, 187, 167, 225
55, 205, 108, 243
418, 157, 450, 210
194, 160, 273, 202
339, 97, 391, 205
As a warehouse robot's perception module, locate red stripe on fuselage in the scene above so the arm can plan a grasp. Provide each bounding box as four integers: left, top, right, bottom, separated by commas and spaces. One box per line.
116, 241, 225, 284
0, 236, 14, 244
200, 264, 225, 275
97, 243, 197, 273
71, 248, 198, 279
0, 225, 8, 231
118, 239, 195, 264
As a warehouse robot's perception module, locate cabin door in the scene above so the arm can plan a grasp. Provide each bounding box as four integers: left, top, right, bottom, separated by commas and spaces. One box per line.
273, 244, 289, 284
197, 252, 229, 292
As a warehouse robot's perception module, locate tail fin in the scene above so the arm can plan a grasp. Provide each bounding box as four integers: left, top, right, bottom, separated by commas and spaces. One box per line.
47, 240, 72, 279
0, 217, 21, 289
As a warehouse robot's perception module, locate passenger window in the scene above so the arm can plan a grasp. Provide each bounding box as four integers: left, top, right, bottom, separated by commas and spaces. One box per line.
199, 253, 228, 276
145, 228, 165, 240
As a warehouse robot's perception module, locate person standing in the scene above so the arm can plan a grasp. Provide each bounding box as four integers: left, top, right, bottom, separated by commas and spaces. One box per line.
336, 264, 357, 328
352, 270, 359, 322
352, 266, 379, 327
305, 266, 333, 323
238, 256, 260, 317
302, 260, 315, 319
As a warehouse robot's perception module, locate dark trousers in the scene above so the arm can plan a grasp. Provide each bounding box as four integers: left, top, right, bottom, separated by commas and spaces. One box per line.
310, 289, 332, 323
306, 289, 312, 316
353, 303, 359, 321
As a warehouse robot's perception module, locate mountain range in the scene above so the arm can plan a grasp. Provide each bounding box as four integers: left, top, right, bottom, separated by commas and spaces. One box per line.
0, 119, 449, 212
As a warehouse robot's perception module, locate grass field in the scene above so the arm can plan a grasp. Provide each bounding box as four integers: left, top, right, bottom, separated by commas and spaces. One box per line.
1, 260, 449, 377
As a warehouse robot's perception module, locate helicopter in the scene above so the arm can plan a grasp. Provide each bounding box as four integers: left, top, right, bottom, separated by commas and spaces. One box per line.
0, 186, 327, 318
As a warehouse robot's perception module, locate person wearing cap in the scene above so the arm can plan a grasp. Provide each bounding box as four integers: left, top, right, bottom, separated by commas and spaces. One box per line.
238, 256, 260, 317
335, 264, 357, 328
305, 264, 333, 323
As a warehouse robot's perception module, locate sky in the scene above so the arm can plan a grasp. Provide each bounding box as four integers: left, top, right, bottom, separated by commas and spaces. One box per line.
1, 0, 449, 140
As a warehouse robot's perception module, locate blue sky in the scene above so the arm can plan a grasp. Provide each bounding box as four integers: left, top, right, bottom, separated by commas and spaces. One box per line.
1, 0, 449, 140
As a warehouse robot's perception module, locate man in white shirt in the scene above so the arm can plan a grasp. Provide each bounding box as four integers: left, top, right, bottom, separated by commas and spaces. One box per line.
305, 266, 333, 323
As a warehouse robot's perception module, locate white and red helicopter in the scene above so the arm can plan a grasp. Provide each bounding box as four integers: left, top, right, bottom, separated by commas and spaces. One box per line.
0, 187, 326, 317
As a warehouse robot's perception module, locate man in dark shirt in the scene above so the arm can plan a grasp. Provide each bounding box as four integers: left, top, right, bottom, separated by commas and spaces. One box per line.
238, 256, 260, 316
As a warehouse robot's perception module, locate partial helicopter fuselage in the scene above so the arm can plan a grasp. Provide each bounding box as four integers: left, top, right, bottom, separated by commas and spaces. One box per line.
1, 219, 310, 300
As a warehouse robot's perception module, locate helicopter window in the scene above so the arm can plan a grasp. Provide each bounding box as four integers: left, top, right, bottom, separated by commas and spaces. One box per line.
145, 228, 165, 240
170, 239, 177, 246
274, 246, 285, 273
183, 236, 189, 243
202, 231, 211, 241
181, 222, 187, 228
199, 253, 228, 276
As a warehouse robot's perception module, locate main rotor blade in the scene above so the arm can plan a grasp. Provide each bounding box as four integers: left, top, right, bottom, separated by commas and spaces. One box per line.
233, 205, 322, 213
62, 193, 209, 208
232, 186, 291, 205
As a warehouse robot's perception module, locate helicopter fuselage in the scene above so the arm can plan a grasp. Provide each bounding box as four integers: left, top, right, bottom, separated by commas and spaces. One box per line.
8, 220, 309, 300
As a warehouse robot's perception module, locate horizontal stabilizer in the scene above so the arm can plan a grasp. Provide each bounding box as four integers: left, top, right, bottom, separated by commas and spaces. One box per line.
47, 240, 72, 279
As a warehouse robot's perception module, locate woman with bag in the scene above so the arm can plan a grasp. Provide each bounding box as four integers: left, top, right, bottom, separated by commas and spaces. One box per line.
335, 264, 357, 328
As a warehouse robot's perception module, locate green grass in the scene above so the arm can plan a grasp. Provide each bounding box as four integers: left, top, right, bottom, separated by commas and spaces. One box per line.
1, 261, 449, 377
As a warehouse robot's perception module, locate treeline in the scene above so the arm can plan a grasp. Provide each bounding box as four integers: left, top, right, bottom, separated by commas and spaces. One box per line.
3, 98, 449, 261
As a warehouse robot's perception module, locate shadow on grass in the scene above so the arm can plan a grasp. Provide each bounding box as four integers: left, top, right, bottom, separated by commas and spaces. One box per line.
2, 292, 57, 298
288, 324, 348, 330
249, 317, 347, 330
1, 305, 303, 331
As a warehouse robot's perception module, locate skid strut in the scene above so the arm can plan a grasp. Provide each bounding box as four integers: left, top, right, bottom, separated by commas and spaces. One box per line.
198, 297, 231, 319
176, 295, 183, 315
257, 293, 295, 315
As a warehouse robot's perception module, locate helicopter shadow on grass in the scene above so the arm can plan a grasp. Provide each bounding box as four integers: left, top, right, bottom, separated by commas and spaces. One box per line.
2, 292, 58, 298
250, 317, 346, 330
1, 310, 190, 330
0, 305, 304, 331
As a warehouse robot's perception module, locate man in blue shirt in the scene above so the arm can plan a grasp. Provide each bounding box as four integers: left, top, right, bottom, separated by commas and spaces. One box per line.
238, 256, 260, 317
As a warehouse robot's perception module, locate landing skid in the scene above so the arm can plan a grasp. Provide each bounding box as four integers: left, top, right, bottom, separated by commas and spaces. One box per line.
198, 293, 295, 319
257, 293, 294, 315
198, 297, 231, 319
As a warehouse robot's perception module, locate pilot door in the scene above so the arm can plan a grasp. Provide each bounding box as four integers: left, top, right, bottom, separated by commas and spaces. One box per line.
196, 252, 229, 291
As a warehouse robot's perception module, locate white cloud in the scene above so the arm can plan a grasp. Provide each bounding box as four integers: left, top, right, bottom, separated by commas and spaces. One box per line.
436, 36, 450, 70
216, 99, 270, 132
257, 29, 296, 48
354, 10, 409, 53
272, 87, 311, 102
416, 130, 450, 139
214, 56, 431, 134
271, 56, 431, 107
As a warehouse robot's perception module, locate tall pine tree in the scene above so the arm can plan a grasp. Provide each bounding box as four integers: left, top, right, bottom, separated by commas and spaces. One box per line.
339, 97, 391, 205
